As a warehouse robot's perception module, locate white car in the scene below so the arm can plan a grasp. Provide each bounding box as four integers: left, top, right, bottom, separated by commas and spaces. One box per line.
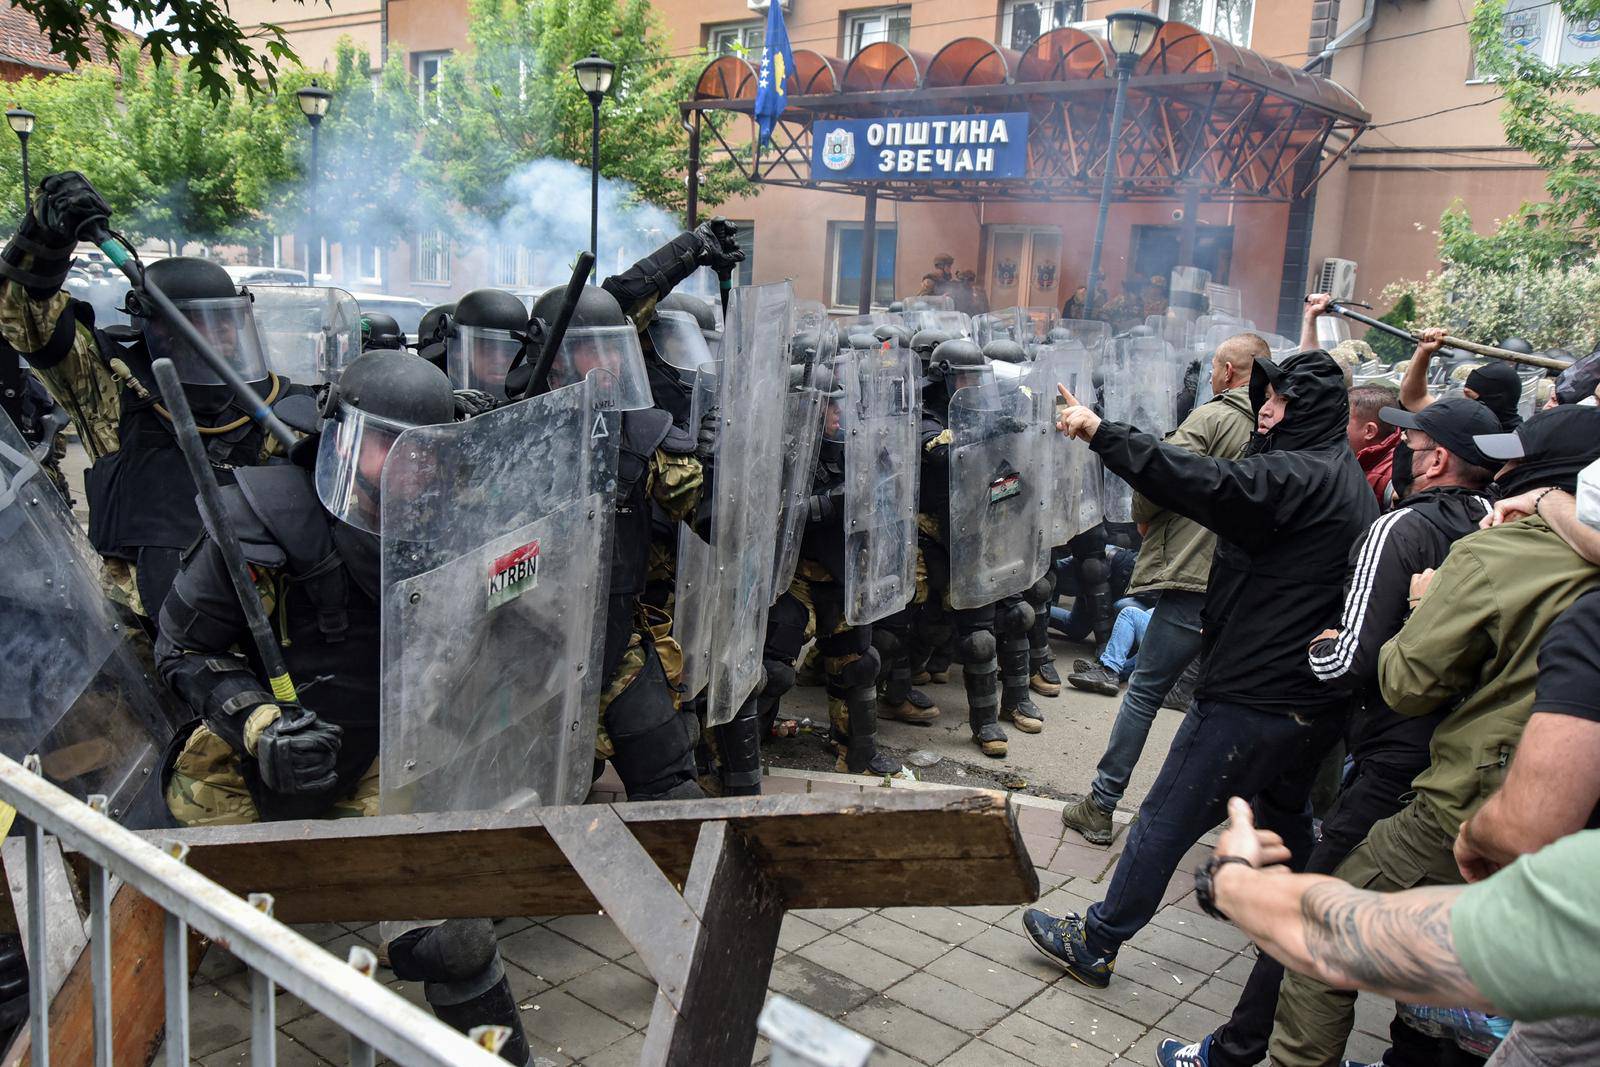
222, 265, 310, 287
350, 292, 429, 343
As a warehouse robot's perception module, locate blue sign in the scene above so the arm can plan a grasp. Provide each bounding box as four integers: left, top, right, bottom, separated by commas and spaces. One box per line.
811, 113, 1030, 182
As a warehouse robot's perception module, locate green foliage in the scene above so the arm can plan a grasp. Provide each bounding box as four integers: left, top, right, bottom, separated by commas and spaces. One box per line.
9, 0, 313, 98
423, 0, 746, 221
1364, 292, 1417, 363
1382, 261, 1600, 353
1436, 202, 1588, 271
1465, 1, 1600, 254
0, 64, 139, 227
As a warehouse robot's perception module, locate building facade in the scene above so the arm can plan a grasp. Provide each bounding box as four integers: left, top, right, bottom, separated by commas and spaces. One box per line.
224, 0, 1593, 327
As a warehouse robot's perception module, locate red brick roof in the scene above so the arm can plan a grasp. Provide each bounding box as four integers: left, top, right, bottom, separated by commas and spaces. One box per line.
0, 4, 140, 76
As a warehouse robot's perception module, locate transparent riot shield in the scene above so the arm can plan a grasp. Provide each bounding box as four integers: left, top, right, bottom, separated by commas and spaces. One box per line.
972, 308, 1024, 348
909, 309, 973, 338
1206, 284, 1244, 322
378, 375, 618, 817
946, 375, 1051, 609
1052, 319, 1110, 363
673, 368, 719, 701
840, 345, 920, 626
0, 414, 179, 828
774, 382, 825, 597
1032, 343, 1095, 547
1100, 336, 1177, 524
671, 283, 793, 724
904, 295, 956, 313
251, 285, 363, 384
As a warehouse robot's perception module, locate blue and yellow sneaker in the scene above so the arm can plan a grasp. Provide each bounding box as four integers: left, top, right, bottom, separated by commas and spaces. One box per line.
1020, 909, 1116, 988
1158, 1036, 1213, 1066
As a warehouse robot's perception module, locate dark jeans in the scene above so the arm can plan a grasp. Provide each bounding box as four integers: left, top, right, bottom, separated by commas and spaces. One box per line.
1084, 697, 1346, 958
1209, 759, 1429, 1067
1088, 589, 1205, 812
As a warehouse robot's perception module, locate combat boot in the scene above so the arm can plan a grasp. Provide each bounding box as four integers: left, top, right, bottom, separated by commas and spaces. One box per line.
1060, 793, 1115, 845
999, 628, 1043, 734
1031, 657, 1062, 697
878, 651, 940, 723
1026, 574, 1061, 696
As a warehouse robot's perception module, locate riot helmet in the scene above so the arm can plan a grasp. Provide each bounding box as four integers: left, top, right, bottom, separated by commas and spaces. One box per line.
447, 287, 530, 400
414, 303, 454, 369
361, 311, 404, 352
931, 338, 992, 393
315, 349, 456, 533
658, 291, 718, 335
911, 328, 954, 363
1497, 337, 1534, 355
542, 325, 653, 409
845, 330, 879, 351
983, 339, 1027, 365
815, 362, 848, 443
126, 257, 269, 387
646, 308, 715, 375
873, 324, 913, 349
530, 283, 629, 332
1047, 326, 1073, 343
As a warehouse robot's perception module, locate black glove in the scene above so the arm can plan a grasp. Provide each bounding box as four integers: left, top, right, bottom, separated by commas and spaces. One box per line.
36, 172, 112, 244
806, 486, 842, 523
997, 415, 1030, 435
253, 704, 343, 797
692, 218, 744, 274
695, 407, 720, 462
453, 388, 499, 419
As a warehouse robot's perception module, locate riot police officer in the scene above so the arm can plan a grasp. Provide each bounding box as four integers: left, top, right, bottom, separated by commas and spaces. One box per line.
0, 171, 311, 618
154, 349, 532, 1063
360, 310, 406, 352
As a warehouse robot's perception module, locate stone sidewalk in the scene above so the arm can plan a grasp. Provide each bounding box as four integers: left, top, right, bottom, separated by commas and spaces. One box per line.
183, 768, 1399, 1066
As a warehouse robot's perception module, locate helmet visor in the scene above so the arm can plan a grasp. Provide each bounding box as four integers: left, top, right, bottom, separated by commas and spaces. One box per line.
447, 325, 526, 400
646, 310, 715, 373
140, 295, 269, 386
945, 362, 995, 395
547, 325, 652, 410
314, 402, 408, 534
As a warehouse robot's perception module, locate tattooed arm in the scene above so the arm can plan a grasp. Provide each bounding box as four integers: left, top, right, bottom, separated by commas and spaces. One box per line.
1209, 799, 1494, 1011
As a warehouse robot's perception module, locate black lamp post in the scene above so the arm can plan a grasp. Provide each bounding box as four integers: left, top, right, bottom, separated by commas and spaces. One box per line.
1084, 9, 1163, 319
573, 53, 616, 282
7, 107, 36, 213
296, 80, 332, 284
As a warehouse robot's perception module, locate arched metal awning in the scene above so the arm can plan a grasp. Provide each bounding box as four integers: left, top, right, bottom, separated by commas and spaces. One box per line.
682, 22, 1368, 204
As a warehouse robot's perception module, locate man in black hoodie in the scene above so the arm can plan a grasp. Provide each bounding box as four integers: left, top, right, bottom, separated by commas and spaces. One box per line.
1022, 350, 1377, 988
1160, 396, 1500, 1067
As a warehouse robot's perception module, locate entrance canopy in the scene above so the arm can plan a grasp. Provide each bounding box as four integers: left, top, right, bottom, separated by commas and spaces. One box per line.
685, 22, 1368, 204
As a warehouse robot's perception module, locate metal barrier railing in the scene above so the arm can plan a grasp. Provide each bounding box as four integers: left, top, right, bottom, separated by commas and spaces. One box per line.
0, 752, 510, 1067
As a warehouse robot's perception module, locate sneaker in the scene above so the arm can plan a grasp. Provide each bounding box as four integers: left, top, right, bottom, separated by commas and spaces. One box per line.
1158, 1036, 1213, 1067
1060, 793, 1115, 845
1020, 909, 1115, 988
1067, 661, 1121, 696
880, 696, 940, 724
1030, 660, 1062, 696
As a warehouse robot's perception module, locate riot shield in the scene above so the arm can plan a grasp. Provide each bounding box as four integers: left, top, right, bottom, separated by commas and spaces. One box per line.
1205, 284, 1244, 322
773, 377, 826, 597
1100, 336, 1177, 524
840, 345, 920, 626
946, 375, 1051, 609
671, 283, 793, 724
909, 309, 973, 338
1052, 319, 1110, 363
0, 413, 179, 828
904, 295, 956, 312
252, 285, 363, 384
1032, 343, 1095, 547
378, 375, 618, 817
973, 309, 1024, 348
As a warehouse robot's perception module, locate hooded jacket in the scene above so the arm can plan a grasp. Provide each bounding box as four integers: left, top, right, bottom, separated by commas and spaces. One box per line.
1306, 485, 1491, 768
1089, 350, 1379, 714
1356, 429, 1400, 506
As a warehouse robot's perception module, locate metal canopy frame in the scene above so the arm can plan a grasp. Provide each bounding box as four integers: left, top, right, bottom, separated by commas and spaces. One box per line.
682, 23, 1369, 207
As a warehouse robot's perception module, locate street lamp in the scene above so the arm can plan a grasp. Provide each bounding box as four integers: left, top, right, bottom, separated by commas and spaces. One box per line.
573, 53, 615, 282
1083, 9, 1163, 319
6, 107, 36, 213
296, 80, 332, 284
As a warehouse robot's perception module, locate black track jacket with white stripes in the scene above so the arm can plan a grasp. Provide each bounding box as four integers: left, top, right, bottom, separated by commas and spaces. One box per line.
1307, 485, 1491, 767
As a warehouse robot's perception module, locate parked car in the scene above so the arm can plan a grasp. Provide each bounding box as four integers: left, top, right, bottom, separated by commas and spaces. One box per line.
222, 265, 310, 287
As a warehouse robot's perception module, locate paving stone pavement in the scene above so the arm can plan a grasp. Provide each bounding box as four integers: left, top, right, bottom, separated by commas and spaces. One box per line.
168, 767, 1403, 1066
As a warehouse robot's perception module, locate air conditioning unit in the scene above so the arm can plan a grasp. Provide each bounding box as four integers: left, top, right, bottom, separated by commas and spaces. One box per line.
747, 0, 792, 11
1317, 257, 1358, 300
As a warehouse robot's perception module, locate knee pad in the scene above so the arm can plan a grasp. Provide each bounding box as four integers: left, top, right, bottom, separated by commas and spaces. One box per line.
765, 594, 810, 660
388, 918, 499, 989
835, 645, 881, 690
818, 622, 872, 660
714, 703, 763, 791
604, 646, 697, 797
1028, 572, 1056, 604
955, 630, 996, 665
761, 659, 796, 699
995, 600, 1035, 635
1078, 555, 1108, 590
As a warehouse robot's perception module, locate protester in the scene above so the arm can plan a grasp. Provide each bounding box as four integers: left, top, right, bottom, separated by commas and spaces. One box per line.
1048, 546, 1136, 641
1163, 396, 1498, 1067
1400, 328, 1523, 431
1067, 600, 1153, 696
1267, 406, 1600, 1067
1347, 384, 1401, 505
1058, 333, 1261, 844
1025, 350, 1375, 983
1187, 800, 1600, 1025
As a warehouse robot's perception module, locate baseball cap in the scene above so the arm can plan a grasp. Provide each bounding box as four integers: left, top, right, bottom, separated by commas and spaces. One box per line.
1379, 397, 1499, 468
1556, 350, 1600, 406
1474, 404, 1600, 460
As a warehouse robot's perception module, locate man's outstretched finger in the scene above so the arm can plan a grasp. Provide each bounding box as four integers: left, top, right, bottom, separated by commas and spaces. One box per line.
1227, 796, 1254, 832
1057, 382, 1079, 408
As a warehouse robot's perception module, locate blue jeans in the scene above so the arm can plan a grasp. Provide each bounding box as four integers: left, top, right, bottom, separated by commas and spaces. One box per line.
1088, 589, 1205, 812
1048, 548, 1136, 641
1084, 697, 1347, 957
1098, 604, 1151, 676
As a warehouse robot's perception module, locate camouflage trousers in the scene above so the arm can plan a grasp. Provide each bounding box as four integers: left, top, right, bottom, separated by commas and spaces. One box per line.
164, 724, 379, 827
594, 616, 691, 763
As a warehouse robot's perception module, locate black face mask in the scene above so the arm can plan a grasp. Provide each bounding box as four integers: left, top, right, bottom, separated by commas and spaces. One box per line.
1390, 438, 1416, 498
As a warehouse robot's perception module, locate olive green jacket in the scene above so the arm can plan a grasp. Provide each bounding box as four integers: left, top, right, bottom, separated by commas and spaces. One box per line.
1127, 386, 1255, 596
1379, 516, 1600, 838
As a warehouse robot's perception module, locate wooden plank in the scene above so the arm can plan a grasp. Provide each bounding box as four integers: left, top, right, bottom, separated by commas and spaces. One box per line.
133, 790, 1038, 924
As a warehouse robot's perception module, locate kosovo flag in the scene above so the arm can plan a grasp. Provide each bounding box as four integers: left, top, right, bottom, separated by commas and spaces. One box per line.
754, 0, 795, 149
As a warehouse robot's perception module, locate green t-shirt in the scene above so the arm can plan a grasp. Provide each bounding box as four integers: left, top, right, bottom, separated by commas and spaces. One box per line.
1451, 829, 1600, 1022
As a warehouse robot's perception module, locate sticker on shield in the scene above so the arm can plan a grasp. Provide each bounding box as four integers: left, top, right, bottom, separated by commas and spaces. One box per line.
488, 539, 540, 610
989, 468, 1021, 504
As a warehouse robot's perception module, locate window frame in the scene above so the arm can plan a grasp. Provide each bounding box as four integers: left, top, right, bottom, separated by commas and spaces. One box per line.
1468, 5, 1600, 82
413, 227, 452, 286
706, 20, 766, 57
843, 5, 912, 59
1160, 0, 1253, 47
414, 50, 450, 112
828, 220, 898, 310
355, 244, 383, 287
999, 0, 1087, 53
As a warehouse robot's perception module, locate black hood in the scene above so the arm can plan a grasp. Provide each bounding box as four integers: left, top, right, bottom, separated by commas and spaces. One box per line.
1402, 484, 1492, 538
1247, 350, 1350, 453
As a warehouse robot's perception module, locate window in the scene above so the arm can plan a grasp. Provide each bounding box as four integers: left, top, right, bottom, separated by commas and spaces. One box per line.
414, 51, 449, 112
355, 244, 382, 285
490, 244, 538, 288
727, 220, 756, 287
414, 228, 451, 284
1471, 2, 1600, 77
1001, 0, 1085, 52
1130, 223, 1235, 287
830, 222, 897, 309
844, 6, 911, 58
1166, 0, 1252, 47
707, 20, 765, 57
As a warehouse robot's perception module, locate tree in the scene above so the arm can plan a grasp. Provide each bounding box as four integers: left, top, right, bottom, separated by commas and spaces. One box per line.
422, 0, 746, 224
9, 0, 313, 99
1363, 291, 1416, 363
0, 64, 142, 227
1464, 0, 1600, 256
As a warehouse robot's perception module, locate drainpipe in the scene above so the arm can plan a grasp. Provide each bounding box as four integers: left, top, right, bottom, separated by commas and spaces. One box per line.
1302, 0, 1376, 73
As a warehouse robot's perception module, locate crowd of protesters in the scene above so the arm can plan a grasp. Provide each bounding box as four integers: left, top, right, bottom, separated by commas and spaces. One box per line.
1021, 293, 1600, 1067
